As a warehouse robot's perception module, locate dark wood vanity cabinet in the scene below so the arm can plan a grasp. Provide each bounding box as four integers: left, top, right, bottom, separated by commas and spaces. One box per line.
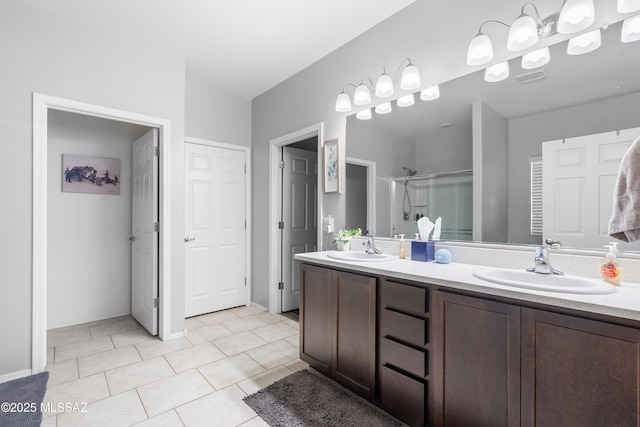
300, 263, 377, 399
433, 289, 640, 427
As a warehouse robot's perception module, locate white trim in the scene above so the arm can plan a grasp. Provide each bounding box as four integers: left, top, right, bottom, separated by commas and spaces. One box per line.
346, 157, 377, 236
32, 93, 173, 373
0, 369, 34, 385
269, 123, 324, 314
184, 136, 252, 308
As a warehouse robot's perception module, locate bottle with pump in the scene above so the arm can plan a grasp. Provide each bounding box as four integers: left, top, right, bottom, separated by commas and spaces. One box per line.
399, 234, 406, 259
600, 242, 624, 286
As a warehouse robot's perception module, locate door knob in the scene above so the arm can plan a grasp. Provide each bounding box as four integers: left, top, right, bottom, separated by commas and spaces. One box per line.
184, 236, 196, 242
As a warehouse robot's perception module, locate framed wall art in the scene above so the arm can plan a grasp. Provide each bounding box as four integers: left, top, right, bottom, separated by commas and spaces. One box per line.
62, 154, 121, 195
323, 138, 339, 193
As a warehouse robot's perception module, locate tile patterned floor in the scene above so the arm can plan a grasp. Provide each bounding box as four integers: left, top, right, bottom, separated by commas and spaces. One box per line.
43, 306, 307, 427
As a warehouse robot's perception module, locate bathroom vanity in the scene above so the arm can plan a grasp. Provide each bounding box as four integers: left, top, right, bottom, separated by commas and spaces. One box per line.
296, 251, 640, 427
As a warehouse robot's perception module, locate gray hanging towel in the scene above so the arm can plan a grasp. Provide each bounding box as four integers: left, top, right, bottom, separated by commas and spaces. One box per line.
609, 136, 640, 242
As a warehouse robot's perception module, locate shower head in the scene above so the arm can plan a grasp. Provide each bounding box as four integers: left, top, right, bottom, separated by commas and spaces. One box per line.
403, 166, 417, 176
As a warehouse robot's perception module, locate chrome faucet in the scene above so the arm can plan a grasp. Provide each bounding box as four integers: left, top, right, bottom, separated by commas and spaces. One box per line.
527, 245, 564, 275
363, 234, 382, 254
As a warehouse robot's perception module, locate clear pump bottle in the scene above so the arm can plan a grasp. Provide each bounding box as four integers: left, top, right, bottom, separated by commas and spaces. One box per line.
399, 234, 406, 259
600, 242, 624, 286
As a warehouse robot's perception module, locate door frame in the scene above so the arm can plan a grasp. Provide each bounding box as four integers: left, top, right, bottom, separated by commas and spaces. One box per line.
184, 136, 252, 309
269, 123, 323, 314
345, 157, 377, 236
32, 93, 172, 373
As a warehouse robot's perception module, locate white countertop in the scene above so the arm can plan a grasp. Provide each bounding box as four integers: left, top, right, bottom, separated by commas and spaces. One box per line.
295, 251, 640, 322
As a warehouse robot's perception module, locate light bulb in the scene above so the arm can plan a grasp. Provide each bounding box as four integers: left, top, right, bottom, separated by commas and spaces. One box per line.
521, 47, 551, 69
567, 29, 601, 55
335, 92, 351, 112
508, 14, 539, 51
397, 94, 415, 107
467, 33, 493, 66
558, 0, 595, 34
400, 64, 421, 90
420, 85, 440, 101
484, 62, 509, 82
375, 72, 394, 98
353, 83, 371, 105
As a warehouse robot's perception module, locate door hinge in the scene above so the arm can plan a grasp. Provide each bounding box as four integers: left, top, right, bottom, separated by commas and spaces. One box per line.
154, 147, 160, 156
278, 160, 285, 169
153, 298, 159, 308
245, 163, 247, 174
154, 222, 160, 232
278, 221, 284, 230
278, 282, 284, 290
244, 220, 247, 229
244, 278, 247, 286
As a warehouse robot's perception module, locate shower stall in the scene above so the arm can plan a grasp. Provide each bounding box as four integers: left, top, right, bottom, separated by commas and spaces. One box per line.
390, 169, 473, 240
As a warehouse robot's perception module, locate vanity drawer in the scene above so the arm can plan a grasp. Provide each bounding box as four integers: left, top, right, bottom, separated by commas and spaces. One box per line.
380, 337, 427, 378
380, 365, 426, 427
380, 279, 428, 316
381, 308, 428, 347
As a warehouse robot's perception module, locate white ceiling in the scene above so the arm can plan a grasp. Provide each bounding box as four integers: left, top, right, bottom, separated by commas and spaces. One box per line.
16, 0, 415, 100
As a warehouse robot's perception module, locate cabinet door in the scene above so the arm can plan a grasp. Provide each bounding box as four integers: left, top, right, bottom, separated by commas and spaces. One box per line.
333, 270, 377, 399
300, 263, 333, 375
522, 308, 640, 427
433, 291, 521, 427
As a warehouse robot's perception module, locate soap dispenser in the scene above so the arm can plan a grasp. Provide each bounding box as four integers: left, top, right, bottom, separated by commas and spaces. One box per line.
600, 242, 624, 286
398, 234, 406, 259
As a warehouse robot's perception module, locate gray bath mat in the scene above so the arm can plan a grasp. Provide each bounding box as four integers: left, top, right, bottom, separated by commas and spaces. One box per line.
0, 371, 49, 427
243, 370, 403, 426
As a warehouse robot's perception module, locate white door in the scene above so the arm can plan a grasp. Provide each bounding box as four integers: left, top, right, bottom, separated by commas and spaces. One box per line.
543, 127, 639, 249
282, 146, 317, 312
131, 129, 159, 335
185, 142, 246, 317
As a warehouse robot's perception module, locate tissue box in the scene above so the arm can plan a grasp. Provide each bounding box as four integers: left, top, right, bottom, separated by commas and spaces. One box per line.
411, 240, 435, 262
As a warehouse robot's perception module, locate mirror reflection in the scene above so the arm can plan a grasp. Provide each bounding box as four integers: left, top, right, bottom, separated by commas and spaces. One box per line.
345, 19, 640, 251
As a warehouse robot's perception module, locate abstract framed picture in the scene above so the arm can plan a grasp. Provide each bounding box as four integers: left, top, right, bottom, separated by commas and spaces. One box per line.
62, 154, 121, 195
323, 138, 339, 193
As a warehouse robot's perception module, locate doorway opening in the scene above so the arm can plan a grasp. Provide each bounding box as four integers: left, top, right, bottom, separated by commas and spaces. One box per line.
32, 93, 172, 373
268, 123, 324, 314
345, 157, 376, 235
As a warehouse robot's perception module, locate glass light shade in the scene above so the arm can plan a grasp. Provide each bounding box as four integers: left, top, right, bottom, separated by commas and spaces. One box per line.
484, 61, 509, 82
467, 33, 493, 66
617, 0, 640, 13
400, 64, 421, 91
375, 102, 392, 114
508, 14, 539, 51
397, 94, 415, 108
420, 85, 440, 101
353, 83, 371, 105
375, 73, 394, 98
558, 0, 595, 34
621, 14, 640, 43
335, 92, 351, 112
521, 47, 551, 69
567, 29, 601, 55
356, 109, 372, 120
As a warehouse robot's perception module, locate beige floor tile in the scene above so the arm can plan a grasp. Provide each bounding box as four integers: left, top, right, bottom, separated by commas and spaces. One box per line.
197, 310, 239, 325
56, 390, 147, 427
285, 359, 309, 372
230, 305, 264, 317
48, 327, 92, 348
253, 312, 288, 324
251, 322, 298, 343
71, 317, 120, 330
185, 316, 206, 331
137, 370, 214, 417
40, 414, 57, 427
89, 317, 143, 338
239, 416, 270, 427
131, 410, 183, 427
176, 385, 256, 427
212, 331, 267, 356
236, 365, 294, 395
43, 373, 110, 418
198, 353, 265, 390
111, 327, 156, 348
47, 348, 55, 366
221, 316, 269, 333
46, 359, 79, 387
135, 336, 193, 360
55, 336, 114, 363
164, 343, 226, 373
105, 357, 175, 395
245, 340, 298, 370
78, 346, 141, 377
284, 319, 299, 329
185, 323, 233, 345
284, 333, 300, 348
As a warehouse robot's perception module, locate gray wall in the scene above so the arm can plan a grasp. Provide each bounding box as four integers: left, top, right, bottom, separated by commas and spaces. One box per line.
414, 125, 472, 174
507, 91, 640, 244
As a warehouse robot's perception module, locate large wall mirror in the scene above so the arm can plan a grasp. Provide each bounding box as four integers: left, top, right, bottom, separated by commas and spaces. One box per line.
345, 19, 640, 252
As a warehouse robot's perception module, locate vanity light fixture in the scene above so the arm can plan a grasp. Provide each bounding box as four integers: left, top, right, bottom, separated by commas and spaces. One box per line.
521, 46, 551, 68
375, 102, 393, 114
397, 93, 415, 107
356, 108, 372, 120
567, 28, 601, 54
334, 58, 422, 113
621, 14, 640, 42
484, 61, 510, 82
557, 0, 595, 34
617, 0, 640, 13
420, 85, 440, 101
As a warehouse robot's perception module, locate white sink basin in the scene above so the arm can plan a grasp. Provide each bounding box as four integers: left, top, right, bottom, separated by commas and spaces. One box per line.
326, 251, 395, 262
473, 269, 616, 294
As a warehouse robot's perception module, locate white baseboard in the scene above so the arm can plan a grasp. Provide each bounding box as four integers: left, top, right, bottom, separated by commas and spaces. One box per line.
163, 330, 185, 340
0, 369, 33, 385
250, 302, 268, 312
